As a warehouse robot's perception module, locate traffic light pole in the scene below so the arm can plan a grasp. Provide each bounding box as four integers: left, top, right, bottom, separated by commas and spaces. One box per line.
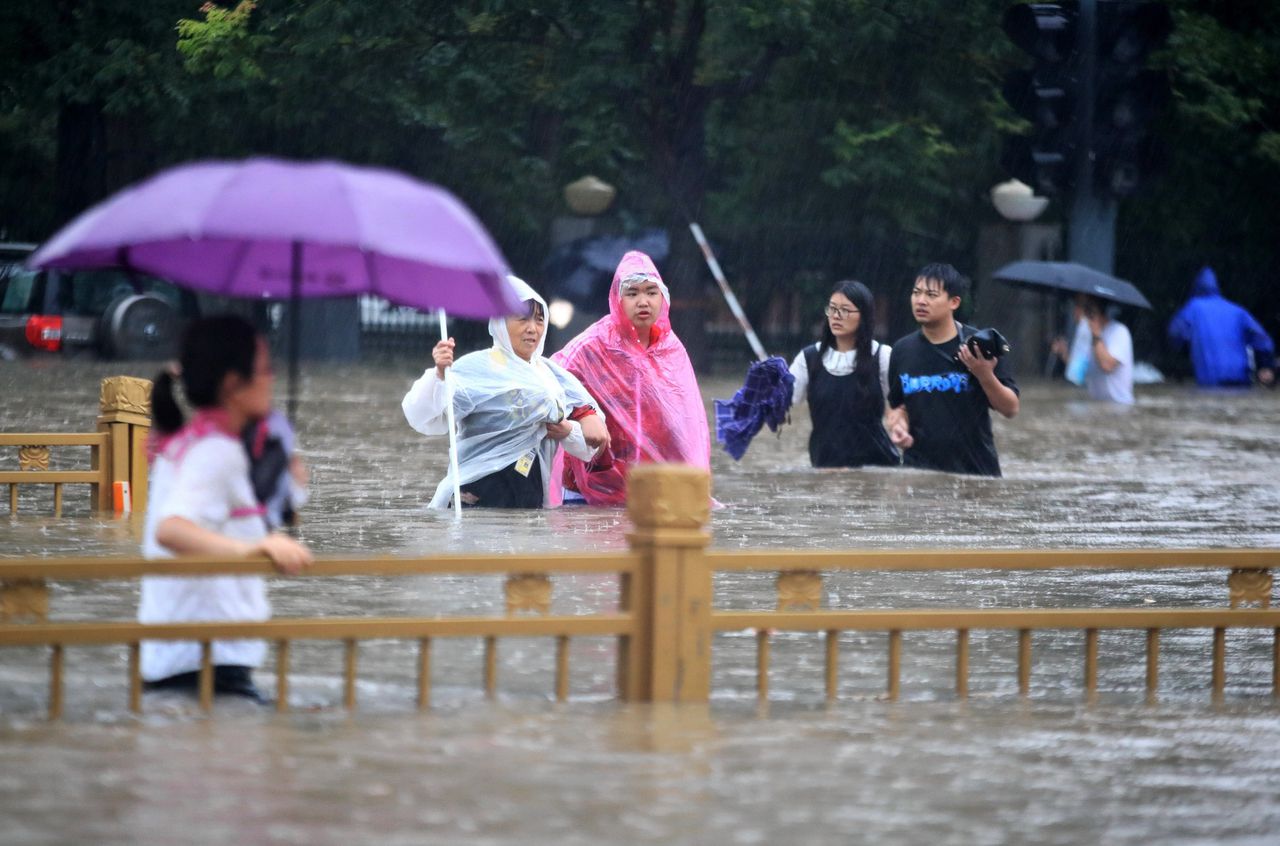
1067, 0, 1117, 274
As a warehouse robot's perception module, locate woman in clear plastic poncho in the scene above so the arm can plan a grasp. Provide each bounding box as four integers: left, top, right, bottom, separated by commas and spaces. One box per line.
550, 250, 711, 505
402, 277, 608, 509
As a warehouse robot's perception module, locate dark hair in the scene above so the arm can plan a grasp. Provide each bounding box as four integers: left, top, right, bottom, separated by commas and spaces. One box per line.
518, 299, 546, 320
915, 262, 970, 302
152, 315, 259, 435
814, 279, 885, 394
824, 279, 875, 363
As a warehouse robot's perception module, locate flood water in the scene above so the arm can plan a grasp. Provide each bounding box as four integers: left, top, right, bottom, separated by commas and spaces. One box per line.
3, 356, 1280, 845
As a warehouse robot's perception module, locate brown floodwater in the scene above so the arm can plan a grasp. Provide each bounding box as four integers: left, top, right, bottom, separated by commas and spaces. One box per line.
2, 355, 1280, 845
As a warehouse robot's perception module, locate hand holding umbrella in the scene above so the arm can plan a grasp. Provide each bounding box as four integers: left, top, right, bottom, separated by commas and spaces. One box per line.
433, 320, 463, 518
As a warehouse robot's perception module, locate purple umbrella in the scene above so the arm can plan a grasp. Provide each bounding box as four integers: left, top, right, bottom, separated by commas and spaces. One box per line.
31, 157, 522, 518
30, 157, 519, 315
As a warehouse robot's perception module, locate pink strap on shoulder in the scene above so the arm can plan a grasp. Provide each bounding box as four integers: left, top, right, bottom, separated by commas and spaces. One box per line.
149, 409, 238, 464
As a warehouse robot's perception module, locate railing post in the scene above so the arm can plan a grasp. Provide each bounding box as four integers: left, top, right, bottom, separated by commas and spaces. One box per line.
1, 578, 49, 629
96, 376, 152, 514
624, 463, 712, 703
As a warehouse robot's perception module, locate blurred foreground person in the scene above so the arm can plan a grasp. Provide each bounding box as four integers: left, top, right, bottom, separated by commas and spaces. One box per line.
551, 250, 711, 505
887, 263, 1019, 477
788, 279, 898, 468
1168, 266, 1275, 387
141, 315, 313, 702
403, 277, 606, 509
241, 408, 309, 529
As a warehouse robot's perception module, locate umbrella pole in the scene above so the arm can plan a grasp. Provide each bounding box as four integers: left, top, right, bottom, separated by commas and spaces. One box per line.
288, 241, 302, 425
437, 309, 463, 521
689, 222, 768, 363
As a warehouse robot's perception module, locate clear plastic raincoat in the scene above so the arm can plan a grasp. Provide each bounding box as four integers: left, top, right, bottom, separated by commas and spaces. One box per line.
550, 251, 711, 505
402, 277, 601, 508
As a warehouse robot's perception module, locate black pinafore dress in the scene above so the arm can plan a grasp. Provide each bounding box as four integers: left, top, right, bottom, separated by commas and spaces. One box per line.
803, 343, 899, 468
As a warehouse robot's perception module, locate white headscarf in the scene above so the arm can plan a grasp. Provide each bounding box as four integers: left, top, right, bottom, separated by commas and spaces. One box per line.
486, 276, 569, 417
428, 276, 600, 508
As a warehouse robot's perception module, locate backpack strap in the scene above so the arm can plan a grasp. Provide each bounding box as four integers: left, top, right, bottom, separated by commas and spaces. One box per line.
803, 343, 821, 373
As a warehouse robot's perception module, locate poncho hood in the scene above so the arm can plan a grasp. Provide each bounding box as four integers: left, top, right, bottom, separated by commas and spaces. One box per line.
490, 275, 550, 360
1192, 266, 1220, 297
607, 250, 672, 346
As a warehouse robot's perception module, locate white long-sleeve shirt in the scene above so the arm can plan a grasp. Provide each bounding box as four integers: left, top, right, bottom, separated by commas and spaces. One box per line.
788, 341, 892, 406
403, 367, 596, 457
403, 367, 598, 508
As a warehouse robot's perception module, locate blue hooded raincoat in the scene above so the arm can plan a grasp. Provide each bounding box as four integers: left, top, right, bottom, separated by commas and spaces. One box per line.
1168, 267, 1274, 386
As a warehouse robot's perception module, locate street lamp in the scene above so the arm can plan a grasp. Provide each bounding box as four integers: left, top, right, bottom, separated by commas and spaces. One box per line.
549, 176, 617, 329
563, 175, 616, 216
982, 179, 1058, 377
990, 178, 1049, 222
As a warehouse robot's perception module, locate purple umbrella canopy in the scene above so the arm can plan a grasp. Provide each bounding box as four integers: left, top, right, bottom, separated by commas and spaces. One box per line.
29, 157, 523, 319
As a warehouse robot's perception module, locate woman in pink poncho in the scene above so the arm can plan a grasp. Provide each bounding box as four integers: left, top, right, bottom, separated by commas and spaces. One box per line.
550, 250, 711, 505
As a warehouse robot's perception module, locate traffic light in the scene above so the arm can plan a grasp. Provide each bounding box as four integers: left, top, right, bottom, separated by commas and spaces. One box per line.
1000, 3, 1080, 196
1092, 2, 1172, 196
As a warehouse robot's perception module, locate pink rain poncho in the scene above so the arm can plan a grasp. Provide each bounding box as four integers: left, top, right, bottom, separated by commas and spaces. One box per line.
550, 251, 710, 505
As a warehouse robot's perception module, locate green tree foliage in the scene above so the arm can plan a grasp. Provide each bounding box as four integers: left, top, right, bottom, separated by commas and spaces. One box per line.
1, 0, 1276, 352
0, 0, 195, 234
708, 0, 1013, 326
1118, 1, 1280, 357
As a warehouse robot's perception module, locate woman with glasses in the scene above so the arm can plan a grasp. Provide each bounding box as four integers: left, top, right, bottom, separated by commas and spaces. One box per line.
788, 280, 899, 468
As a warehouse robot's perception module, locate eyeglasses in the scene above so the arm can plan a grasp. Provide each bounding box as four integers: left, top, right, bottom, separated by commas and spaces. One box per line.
824, 304, 859, 319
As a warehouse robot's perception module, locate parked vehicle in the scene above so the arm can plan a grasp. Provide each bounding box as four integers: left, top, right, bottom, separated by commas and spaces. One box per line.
0, 242, 198, 360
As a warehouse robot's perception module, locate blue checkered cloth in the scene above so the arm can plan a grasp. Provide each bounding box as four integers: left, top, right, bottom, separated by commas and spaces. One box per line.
714, 356, 795, 461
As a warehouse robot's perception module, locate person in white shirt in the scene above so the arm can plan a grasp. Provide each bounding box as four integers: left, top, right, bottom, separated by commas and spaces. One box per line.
402, 276, 607, 509
788, 280, 899, 467
140, 315, 312, 702
1052, 294, 1134, 405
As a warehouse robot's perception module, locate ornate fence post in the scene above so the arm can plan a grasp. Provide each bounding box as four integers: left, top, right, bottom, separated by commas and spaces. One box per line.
623, 464, 713, 703
96, 376, 152, 514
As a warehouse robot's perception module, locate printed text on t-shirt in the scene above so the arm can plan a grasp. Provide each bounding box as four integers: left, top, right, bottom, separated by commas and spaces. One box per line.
900, 372, 969, 395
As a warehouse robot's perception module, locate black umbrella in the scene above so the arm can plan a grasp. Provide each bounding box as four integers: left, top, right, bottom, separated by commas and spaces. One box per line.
993, 260, 1153, 309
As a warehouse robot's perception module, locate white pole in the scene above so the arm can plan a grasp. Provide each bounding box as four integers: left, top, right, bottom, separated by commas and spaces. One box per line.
437, 309, 463, 520
689, 222, 768, 362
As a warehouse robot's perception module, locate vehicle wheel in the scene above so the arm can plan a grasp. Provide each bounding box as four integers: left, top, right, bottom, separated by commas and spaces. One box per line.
100, 294, 179, 360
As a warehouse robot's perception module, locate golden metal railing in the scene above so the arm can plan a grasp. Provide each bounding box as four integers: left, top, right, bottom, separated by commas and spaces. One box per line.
1, 376, 152, 515
2, 464, 1277, 719
0, 553, 642, 718
0, 433, 111, 515
717, 609, 1280, 704
705, 547, 1278, 704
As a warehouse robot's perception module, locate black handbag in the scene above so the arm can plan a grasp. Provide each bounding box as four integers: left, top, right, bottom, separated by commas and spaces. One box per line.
241, 421, 290, 505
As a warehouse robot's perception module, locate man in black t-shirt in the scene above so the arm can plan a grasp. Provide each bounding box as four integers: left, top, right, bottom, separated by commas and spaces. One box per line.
886, 263, 1020, 477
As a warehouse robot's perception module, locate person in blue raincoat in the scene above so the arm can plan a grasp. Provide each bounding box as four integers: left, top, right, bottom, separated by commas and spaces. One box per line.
1168, 267, 1275, 387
